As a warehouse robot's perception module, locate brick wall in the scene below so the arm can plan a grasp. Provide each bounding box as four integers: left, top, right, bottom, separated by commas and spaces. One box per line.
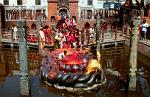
77, 19, 96, 29
47, 0, 96, 30
69, 1, 78, 20
5, 21, 48, 31
48, 2, 57, 22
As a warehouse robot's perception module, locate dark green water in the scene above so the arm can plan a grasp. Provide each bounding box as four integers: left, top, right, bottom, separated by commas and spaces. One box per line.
0, 45, 149, 97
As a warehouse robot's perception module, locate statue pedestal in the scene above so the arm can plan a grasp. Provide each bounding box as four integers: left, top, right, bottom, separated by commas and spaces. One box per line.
20, 76, 30, 96
129, 67, 137, 91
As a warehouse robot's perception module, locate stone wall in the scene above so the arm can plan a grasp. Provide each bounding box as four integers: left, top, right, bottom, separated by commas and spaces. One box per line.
124, 36, 150, 57
124, 36, 150, 67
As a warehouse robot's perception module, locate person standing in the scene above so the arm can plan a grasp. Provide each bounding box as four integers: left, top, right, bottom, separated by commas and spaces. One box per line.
39, 27, 45, 49
141, 20, 149, 40
137, 74, 150, 97
13, 26, 18, 41
54, 30, 61, 49
47, 26, 52, 45
11, 25, 14, 41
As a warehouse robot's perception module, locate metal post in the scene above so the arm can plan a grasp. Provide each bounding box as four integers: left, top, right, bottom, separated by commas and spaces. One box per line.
96, 14, 100, 52
129, 16, 140, 91
18, 20, 29, 96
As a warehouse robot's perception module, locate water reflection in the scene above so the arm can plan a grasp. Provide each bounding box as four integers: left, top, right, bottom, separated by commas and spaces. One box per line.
0, 48, 40, 77
96, 89, 106, 97
0, 46, 150, 97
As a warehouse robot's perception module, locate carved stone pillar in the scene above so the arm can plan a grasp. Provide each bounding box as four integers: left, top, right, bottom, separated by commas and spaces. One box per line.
129, 16, 140, 91
18, 20, 29, 96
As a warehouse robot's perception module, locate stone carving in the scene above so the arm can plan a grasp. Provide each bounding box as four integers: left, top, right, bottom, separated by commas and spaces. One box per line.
58, 0, 69, 6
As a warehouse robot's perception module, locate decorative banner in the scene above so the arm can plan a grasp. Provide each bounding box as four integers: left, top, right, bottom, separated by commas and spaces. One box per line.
103, 2, 111, 8
114, 3, 121, 9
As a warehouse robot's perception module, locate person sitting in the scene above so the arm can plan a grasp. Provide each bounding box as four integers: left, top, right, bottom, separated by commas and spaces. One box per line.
85, 48, 101, 75
58, 50, 67, 60
63, 41, 70, 48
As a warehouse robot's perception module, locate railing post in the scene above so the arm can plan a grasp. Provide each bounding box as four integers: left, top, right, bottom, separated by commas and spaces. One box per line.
18, 20, 30, 96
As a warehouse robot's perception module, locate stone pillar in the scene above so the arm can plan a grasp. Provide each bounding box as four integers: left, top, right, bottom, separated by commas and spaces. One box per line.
19, 7, 21, 20
17, 20, 29, 96
0, 8, 2, 47
96, 14, 100, 52
92, 7, 94, 19
37, 17, 42, 52
85, 10, 87, 19
129, 16, 140, 91
83, 10, 85, 19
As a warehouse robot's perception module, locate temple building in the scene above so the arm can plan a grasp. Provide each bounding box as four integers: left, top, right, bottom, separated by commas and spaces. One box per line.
1, 0, 48, 31
1, 0, 150, 31
1, 0, 124, 31
47, 0, 78, 27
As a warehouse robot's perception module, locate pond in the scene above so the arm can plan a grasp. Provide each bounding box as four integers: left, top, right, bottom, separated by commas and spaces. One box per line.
0, 45, 149, 97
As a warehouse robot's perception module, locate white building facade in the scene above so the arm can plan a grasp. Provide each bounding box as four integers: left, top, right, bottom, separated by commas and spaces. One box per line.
78, 0, 124, 20
1, 0, 48, 30
1, 0, 127, 29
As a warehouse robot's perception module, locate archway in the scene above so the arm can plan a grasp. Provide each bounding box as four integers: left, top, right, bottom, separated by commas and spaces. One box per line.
31, 23, 36, 30
58, 8, 69, 20
85, 22, 90, 29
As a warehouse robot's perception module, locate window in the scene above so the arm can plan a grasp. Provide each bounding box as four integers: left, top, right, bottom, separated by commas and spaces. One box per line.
51, 16, 55, 22
17, 0, 22, 5
4, 0, 9, 5
35, 0, 41, 5
87, 0, 93, 5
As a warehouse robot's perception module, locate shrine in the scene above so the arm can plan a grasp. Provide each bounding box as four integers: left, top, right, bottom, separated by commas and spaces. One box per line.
48, 0, 78, 23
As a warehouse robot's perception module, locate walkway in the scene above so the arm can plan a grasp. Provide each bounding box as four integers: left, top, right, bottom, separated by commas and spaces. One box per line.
122, 33, 150, 47
1, 30, 150, 48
